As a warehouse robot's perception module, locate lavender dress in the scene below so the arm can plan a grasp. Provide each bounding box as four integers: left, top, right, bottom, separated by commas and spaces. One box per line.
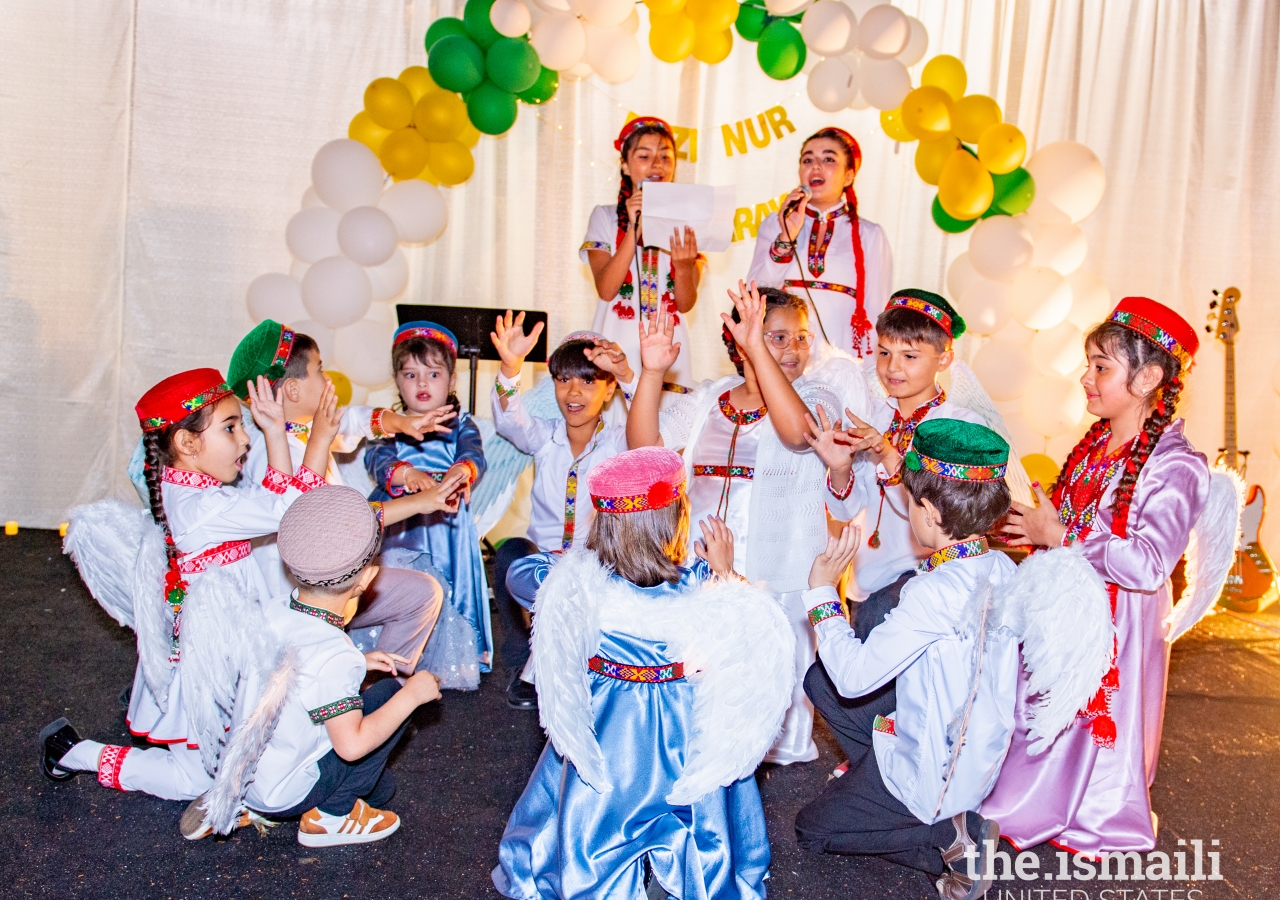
981, 421, 1209, 855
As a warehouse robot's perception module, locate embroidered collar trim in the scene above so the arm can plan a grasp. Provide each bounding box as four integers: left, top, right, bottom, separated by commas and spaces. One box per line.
161, 467, 221, 490
290, 596, 345, 628
918, 537, 990, 573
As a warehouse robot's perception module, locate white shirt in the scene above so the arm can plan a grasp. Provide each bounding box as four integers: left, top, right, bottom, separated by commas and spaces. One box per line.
807, 549, 1019, 824
491, 377, 630, 553
245, 592, 367, 814
685, 393, 765, 576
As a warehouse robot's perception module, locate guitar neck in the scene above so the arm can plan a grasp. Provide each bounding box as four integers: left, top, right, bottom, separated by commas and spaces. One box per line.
1224, 338, 1237, 468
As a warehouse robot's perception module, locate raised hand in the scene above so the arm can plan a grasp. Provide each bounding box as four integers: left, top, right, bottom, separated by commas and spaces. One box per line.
584, 338, 634, 384
844, 411, 899, 471
639, 311, 680, 374
309, 379, 342, 443
670, 226, 699, 271
721, 280, 767, 353
693, 516, 736, 579
408, 407, 457, 441
1002, 483, 1067, 548
778, 187, 807, 241
490, 310, 545, 378
246, 376, 286, 436
803, 407, 856, 474
809, 523, 861, 590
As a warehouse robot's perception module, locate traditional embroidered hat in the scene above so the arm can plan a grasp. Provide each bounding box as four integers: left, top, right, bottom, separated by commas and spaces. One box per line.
888, 288, 966, 340
614, 115, 673, 152
277, 485, 382, 586
227, 320, 298, 400
819, 126, 862, 175
589, 446, 686, 513
904, 418, 1009, 482
136, 369, 234, 433
1107, 296, 1198, 370
561, 330, 607, 345
394, 320, 459, 355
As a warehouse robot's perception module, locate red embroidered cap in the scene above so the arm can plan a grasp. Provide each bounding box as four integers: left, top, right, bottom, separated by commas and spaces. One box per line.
589, 446, 686, 513
136, 369, 233, 433
1108, 296, 1199, 370
821, 127, 862, 176
614, 116, 673, 151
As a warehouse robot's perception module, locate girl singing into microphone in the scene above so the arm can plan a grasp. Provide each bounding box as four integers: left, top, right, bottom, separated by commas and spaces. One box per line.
747, 128, 892, 360
580, 116, 704, 389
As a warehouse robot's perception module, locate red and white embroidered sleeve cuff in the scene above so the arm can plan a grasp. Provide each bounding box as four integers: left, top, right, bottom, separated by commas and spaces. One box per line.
385, 461, 413, 497
370, 407, 392, 440
826, 469, 854, 501
369, 501, 385, 528
769, 239, 796, 263
262, 465, 293, 495
97, 745, 131, 790
293, 465, 327, 492
457, 459, 479, 485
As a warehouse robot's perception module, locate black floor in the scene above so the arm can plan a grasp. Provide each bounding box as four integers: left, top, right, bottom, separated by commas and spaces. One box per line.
3, 528, 1277, 898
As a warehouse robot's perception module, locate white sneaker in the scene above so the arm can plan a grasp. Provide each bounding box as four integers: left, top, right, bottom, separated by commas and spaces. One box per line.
296, 798, 400, 847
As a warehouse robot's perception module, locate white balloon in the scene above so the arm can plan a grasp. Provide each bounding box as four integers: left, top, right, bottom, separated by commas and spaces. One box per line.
858, 57, 910, 109
1272, 358, 1280, 396
378, 180, 448, 245
807, 57, 859, 112
289, 258, 310, 281
561, 59, 594, 81
491, 0, 532, 36
959, 279, 1013, 336
301, 186, 325, 209
361, 300, 400, 326
1022, 372, 1087, 438
1024, 141, 1107, 223
585, 24, 640, 84
972, 337, 1034, 401
333, 318, 397, 387
1065, 269, 1112, 330
311, 139, 384, 213
577, 0, 632, 27
530, 0, 572, 12
946, 252, 980, 301
1031, 221, 1088, 275
845, 0, 878, 16
621, 6, 639, 33
1008, 266, 1072, 330
1025, 193, 1072, 225
530, 12, 587, 70
801, 1, 858, 56
366, 249, 410, 303
896, 15, 928, 65
301, 257, 373, 329
246, 273, 306, 324
766, 0, 813, 16
857, 4, 909, 59
348, 382, 369, 406
968, 215, 1034, 282
288, 319, 335, 363
1030, 320, 1085, 376
337, 206, 398, 267
285, 207, 341, 263
848, 90, 870, 110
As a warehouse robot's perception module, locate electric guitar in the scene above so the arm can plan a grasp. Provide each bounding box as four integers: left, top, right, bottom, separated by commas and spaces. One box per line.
1206, 288, 1278, 612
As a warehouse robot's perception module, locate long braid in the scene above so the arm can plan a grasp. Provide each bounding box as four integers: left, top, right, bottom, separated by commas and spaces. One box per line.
1109, 376, 1182, 537
615, 171, 634, 238
142, 430, 179, 571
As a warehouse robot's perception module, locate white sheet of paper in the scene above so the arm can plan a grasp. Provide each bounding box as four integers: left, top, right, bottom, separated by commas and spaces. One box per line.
640, 182, 736, 253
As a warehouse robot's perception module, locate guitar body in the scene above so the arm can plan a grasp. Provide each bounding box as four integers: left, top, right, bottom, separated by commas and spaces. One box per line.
1218, 485, 1279, 612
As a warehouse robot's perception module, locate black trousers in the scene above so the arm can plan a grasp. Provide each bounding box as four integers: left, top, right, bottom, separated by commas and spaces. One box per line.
270, 678, 409, 818
493, 537, 539, 670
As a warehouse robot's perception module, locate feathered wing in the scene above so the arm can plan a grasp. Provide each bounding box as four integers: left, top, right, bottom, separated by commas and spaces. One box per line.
63, 500, 152, 629
470, 378, 560, 536
947, 359, 1033, 505
994, 546, 1114, 754
132, 517, 177, 711
803, 349, 874, 423
1166, 469, 1244, 642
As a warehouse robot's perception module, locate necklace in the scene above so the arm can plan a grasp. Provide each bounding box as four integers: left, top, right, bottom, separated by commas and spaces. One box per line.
868, 389, 946, 548
712, 391, 766, 519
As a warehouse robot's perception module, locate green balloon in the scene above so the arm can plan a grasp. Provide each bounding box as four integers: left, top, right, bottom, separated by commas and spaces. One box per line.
756, 20, 806, 80
429, 34, 486, 94
735, 3, 768, 41
467, 80, 519, 135
518, 66, 559, 105
992, 168, 1035, 215
425, 17, 467, 52
486, 37, 541, 94
463, 0, 502, 49
932, 196, 976, 233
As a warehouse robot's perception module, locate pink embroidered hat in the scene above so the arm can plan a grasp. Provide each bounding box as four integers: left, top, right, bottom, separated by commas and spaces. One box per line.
589, 446, 686, 514
277, 485, 382, 586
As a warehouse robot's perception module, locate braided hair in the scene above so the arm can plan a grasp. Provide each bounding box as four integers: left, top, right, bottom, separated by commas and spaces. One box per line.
614, 121, 677, 240
142, 405, 216, 577
392, 336, 462, 418
721, 287, 809, 377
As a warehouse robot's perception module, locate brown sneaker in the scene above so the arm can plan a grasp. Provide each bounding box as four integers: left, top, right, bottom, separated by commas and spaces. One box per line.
297, 798, 400, 847
936, 812, 999, 899
181, 794, 276, 840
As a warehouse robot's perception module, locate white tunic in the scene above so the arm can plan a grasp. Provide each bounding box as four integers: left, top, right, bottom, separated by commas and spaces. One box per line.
685, 392, 764, 576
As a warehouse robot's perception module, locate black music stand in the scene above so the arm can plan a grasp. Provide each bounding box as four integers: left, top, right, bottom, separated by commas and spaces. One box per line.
396, 305, 549, 413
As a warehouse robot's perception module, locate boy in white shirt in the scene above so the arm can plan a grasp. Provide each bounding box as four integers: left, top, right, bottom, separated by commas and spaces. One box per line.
487, 311, 633, 709
796, 418, 1018, 900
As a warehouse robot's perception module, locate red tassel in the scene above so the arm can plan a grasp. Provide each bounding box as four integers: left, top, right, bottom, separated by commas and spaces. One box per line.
1090, 715, 1117, 747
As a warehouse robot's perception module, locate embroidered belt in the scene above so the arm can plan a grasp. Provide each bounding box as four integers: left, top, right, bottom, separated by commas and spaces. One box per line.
693, 464, 754, 480
178, 540, 252, 575
783, 279, 856, 298
588, 655, 684, 683
873, 715, 896, 736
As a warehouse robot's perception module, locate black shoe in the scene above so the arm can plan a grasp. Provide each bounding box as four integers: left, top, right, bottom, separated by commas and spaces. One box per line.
40, 718, 83, 782
506, 672, 538, 710
119, 683, 132, 710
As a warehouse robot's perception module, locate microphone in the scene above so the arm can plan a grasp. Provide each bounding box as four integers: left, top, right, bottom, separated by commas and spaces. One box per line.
783, 184, 811, 217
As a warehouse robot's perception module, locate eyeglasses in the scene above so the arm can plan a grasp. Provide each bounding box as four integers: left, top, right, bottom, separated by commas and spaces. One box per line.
764, 330, 816, 350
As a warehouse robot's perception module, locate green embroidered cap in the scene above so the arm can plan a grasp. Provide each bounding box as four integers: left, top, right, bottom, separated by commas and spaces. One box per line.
227, 320, 298, 400
903, 418, 1008, 482
888, 288, 967, 340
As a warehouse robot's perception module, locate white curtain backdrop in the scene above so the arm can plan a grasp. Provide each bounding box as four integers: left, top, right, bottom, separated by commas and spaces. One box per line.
3, 0, 1278, 549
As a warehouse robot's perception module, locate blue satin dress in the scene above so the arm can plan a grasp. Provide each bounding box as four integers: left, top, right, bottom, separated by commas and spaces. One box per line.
493, 569, 771, 900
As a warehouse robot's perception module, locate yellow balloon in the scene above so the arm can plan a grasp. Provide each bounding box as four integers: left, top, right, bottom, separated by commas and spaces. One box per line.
456, 120, 482, 149
349, 110, 393, 155
645, 0, 687, 16
1021, 452, 1060, 489
365, 77, 415, 130
914, 135, 959, 186
977, 122, 1027, 174
921, 54, 967, 101
692, 26, 733, 63
951, 94, 1002, 144
900, 86, 953, 141
326, 370, 354, 407
426, 140, 475, 186
686, 0, 737, 32
649, 12, 697, 62
399, 65, 440, 104
879, 107, 916, 143
937, 148, 994, 220
380, 127, 430, 179
413, 91, 467, 142
416, 158, 440, 184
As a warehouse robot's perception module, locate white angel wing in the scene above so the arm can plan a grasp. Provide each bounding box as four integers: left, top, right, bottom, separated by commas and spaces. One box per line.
63, 500, 152, 629
1166, 469, 1244, 642
469, 377, 561, 536
947, 359, 1034, 505
131, 517, 177, 711
994, 545, 1114, 754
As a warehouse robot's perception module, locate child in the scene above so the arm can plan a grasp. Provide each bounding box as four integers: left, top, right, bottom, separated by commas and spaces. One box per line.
492, 447, 795, 900
192, 485, 444, 846
488, 311, 634, 710
580, 116, 703, 388
747, 127, 892, 358
627, 283, 871, 764
795, 419, 1018, 900
42, 368, 332, 800
365, 321, 492, 690
981, 297, 1211, 855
